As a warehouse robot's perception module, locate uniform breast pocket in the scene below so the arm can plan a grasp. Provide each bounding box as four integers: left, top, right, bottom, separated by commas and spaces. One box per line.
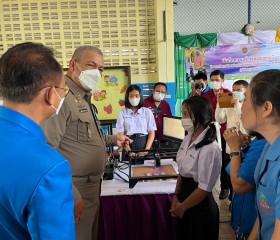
141, 116, 147, 121
140, 116, 148, 127
77, 114, 94, 144
257, 184, 276, 217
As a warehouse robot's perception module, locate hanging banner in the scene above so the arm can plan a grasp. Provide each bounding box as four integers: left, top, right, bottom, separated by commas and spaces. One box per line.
186, 43, 280, 81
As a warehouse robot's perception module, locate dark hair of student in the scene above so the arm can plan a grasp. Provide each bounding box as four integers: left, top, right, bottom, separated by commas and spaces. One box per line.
124, 84, 144, 109
233, 80, 249, 89
250, 69, 280, 116
210, 70, 224, 79
193, 73, 207, 81
0, 42, 62, 104
153, 82, 168, 91
182, 96, 217, 149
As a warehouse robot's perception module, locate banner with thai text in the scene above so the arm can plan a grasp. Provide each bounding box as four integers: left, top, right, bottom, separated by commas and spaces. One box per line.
186, 43, 280, 82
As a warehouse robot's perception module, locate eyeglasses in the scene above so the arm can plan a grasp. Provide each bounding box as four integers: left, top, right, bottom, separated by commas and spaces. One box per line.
54, 86, 68, 95
38, 85, 68, 95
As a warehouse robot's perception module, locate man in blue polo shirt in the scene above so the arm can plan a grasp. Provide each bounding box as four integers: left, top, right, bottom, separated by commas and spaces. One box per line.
0, 42, 75, 239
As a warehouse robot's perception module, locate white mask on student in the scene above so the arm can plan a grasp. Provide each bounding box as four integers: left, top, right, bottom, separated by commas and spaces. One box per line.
0, 100, 3, 106
233, 91, 244, 101
129, 97, 140, 107
74, 63, 101, 91
181, 118, 194, 132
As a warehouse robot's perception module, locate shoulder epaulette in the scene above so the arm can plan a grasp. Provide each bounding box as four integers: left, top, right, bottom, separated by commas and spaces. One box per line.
64, 85, 70, 96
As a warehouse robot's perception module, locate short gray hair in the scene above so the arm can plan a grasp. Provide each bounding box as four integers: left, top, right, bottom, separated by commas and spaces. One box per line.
72, 46, 103, 61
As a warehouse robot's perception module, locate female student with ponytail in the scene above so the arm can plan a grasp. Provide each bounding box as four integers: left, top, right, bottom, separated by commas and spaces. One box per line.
170, 96, 222, 240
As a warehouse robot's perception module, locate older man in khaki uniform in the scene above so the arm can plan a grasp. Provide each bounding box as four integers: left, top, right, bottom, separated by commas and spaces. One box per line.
42, 46, 130, 240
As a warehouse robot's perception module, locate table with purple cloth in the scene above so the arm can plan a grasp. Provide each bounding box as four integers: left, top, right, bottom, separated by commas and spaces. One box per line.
98, 160, 178, 240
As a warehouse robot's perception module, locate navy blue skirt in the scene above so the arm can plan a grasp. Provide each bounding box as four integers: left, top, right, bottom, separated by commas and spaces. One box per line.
177, 177, 219, 240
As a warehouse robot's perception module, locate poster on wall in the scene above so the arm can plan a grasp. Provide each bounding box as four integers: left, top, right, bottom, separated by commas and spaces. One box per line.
91, 66, 130, 121
186, 43, 280, 82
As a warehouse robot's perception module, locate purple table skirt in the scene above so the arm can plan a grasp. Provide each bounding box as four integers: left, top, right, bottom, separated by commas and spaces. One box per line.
98, 194, 177, 240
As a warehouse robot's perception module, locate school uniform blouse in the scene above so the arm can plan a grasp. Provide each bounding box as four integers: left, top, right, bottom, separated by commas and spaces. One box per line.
116, 107, 157, 135
176, 127, 222, 192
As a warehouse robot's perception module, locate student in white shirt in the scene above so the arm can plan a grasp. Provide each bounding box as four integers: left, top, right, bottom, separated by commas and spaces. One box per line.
170, 96, 222, 240
116, 84, 156, 157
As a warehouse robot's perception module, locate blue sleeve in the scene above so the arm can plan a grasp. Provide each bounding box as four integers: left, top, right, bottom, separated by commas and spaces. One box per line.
27, 160, 75, 240
276, 174, 280, 221
238, 139, 267, 185
225, 163, 230, 175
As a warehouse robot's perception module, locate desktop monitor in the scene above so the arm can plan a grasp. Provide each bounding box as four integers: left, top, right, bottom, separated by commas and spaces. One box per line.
162, 115, 186, 143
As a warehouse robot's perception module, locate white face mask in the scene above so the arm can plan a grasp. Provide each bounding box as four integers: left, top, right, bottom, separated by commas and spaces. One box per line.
51, 89, 65, 115
181, 118, 194, 132
210, 81, 221, 90
129, 97, 140, 107
233, 91, 244, 102
153, 92, 165, 102
75, 63, 101, 91
0, 100, 3, 106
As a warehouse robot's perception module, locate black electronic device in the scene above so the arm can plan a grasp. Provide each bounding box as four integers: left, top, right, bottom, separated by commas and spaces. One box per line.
103, 148, 120, 180
151, 107, 162, 114
195, 82, 204, 91
103, 161, 114, 180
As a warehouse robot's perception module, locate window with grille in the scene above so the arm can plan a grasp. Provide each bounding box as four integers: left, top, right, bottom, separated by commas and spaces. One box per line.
0, 0, 159, 83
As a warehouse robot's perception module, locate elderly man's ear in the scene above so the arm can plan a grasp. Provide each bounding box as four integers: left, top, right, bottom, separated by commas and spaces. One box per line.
69, 59, 75, 71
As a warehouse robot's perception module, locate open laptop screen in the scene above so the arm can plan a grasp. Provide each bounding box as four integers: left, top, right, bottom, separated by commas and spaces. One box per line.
162, 115, 185, 142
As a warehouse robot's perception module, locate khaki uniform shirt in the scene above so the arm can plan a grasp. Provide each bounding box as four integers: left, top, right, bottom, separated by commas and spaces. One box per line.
42, 76, 117, 178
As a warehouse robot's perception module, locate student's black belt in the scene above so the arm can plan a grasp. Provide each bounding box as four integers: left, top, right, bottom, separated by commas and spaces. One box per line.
128, 134, 147, 139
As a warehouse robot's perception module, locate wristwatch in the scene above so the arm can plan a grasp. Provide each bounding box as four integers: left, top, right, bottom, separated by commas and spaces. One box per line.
229, 151, 242, 158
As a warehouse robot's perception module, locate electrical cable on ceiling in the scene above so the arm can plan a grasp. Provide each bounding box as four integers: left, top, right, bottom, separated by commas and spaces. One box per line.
248, 0, 251, 24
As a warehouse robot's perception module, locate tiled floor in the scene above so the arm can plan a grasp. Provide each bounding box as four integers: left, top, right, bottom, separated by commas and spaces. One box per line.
213, 182, 236, 240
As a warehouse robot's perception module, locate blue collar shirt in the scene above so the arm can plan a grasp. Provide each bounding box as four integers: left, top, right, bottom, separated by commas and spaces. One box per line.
0, 106, 75, 239
254, 136, 280, 239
